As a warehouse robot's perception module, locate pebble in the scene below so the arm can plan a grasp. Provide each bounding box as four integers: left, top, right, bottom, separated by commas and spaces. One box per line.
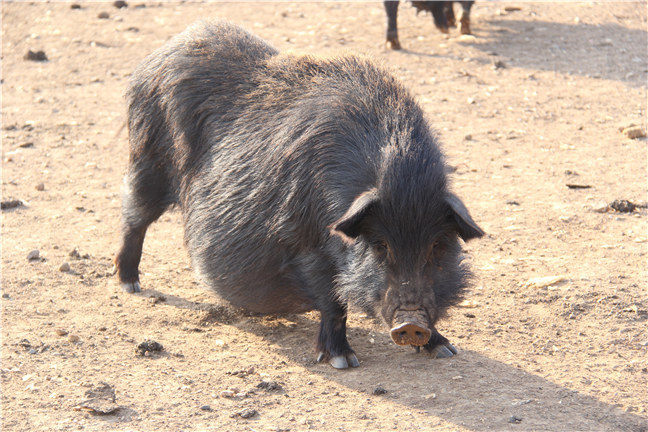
504, 6, 522, 12
136, 340, 163, 356
113, 0, 128, 8
237, 408, 258, 419
464, 134, 473, 141
220, 390, 236, 398
508, 415, 523, 424
59, 262, 70, 272
35, 183, 45, 191
24, 50, 48, 61
257, 380, 283, 391
372, 385, 387, 395
523, 275, 567, 289
98, 12, 110, 19
68, 334, 80, 343
200, 405, 212, 411
70, 3, 81, 9
27, 249, 40, 261
457, 299, 479, 308
1, 199, 24, 210
622, 126, 646, 139
55, 329, 68, 336
493, 60, 507, 69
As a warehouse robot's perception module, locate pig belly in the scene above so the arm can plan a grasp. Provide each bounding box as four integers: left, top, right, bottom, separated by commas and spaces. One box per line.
214, 278, 316, 315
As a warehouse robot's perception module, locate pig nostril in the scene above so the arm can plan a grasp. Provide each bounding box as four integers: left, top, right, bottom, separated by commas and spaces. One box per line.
415, 331, 423, 337
399, 331, 407, 337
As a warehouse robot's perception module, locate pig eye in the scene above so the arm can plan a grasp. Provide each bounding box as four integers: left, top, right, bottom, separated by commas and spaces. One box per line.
426, 240, 442, 265
372, 241, 390, 261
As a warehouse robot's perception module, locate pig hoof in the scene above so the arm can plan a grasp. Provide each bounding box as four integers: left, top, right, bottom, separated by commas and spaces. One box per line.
347, 353, 360, 368
121, 281, 141, 293
317, 352, 360, 369
330, 355, 349, 369
429, 345, 456, 359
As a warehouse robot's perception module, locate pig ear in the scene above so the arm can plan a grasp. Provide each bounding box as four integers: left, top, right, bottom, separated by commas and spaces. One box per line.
446, 192, 484, 241
330, 189, 380, 242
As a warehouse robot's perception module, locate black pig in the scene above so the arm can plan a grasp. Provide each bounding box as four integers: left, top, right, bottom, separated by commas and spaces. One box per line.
384, 1, 475, 50
115, 21, 484, 369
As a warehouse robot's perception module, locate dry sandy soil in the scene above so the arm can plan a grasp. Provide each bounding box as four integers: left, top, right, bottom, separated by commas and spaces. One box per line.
2, 2, 647, 431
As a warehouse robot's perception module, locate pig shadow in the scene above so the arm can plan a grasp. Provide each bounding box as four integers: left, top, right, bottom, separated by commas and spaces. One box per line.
149, 290, 647, 431
474, 18, 646, 87
403, 18, 647, 88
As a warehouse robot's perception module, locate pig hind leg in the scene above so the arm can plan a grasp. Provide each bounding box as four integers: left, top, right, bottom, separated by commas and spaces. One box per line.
421, 329, 458, 359
115, 156, 174, 293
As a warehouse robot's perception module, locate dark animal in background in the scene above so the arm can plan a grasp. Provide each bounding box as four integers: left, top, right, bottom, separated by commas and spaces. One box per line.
115, 20, 484, 369
384, 0, 475, 50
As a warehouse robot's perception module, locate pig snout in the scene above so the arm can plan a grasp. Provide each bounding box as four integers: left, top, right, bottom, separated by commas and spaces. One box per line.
390, 322, 431, 346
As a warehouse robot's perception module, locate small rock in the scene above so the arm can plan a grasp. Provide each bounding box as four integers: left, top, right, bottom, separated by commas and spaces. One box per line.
372, 385, 387, 395
35, 183, 45, 191
55, 329, 69, 337
59, 262, 71, 272
504, 6, 521, 12
75, 382, 119, 415
257, 380, 283, 392
506, 200, 520, 206
69, 248, 81, 259
508, 415, 523, 424
566, 183, 591, 189
1, 293, 10, 299
68, 334, 80, 343
464, 134, 473, 141
24, 50, 48, 61
609, 199, 636, 213
19, 142, 34, 148
467, 97, 476, 104
464, 313, 476, 318
148, 294, 166, 304
70, 3, 81, 9
2, 199, 24, 210
220, 390, 236, 398
457, 300, 479, 308
98, 11, 110, 19
200, 405, 212, 411
493, 60, 506, 69
113, 0, 128, 8
27, 250, 40, 261
622, 126, 646, 139
237, 408, 258, 419
136, 340, 163, 356
523, 276, 567, 289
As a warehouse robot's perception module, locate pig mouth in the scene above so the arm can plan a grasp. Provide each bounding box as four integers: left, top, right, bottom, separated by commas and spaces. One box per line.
389, 309, 432, 346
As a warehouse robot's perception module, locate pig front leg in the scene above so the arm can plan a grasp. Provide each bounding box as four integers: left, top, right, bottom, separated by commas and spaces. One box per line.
420, 329, 458, 359
316, 302, 360, 369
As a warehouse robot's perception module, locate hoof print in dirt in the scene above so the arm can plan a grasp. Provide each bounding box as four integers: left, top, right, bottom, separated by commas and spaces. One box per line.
75, 382, 120, 415
136, 340, 163, 357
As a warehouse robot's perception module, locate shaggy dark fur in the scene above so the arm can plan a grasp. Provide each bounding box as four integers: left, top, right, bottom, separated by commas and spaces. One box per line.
384, 1, 475, 50
115, 21, 483, 368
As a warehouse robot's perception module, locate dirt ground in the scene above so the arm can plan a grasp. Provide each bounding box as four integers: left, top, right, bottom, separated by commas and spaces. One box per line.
2, 2, 647, 431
